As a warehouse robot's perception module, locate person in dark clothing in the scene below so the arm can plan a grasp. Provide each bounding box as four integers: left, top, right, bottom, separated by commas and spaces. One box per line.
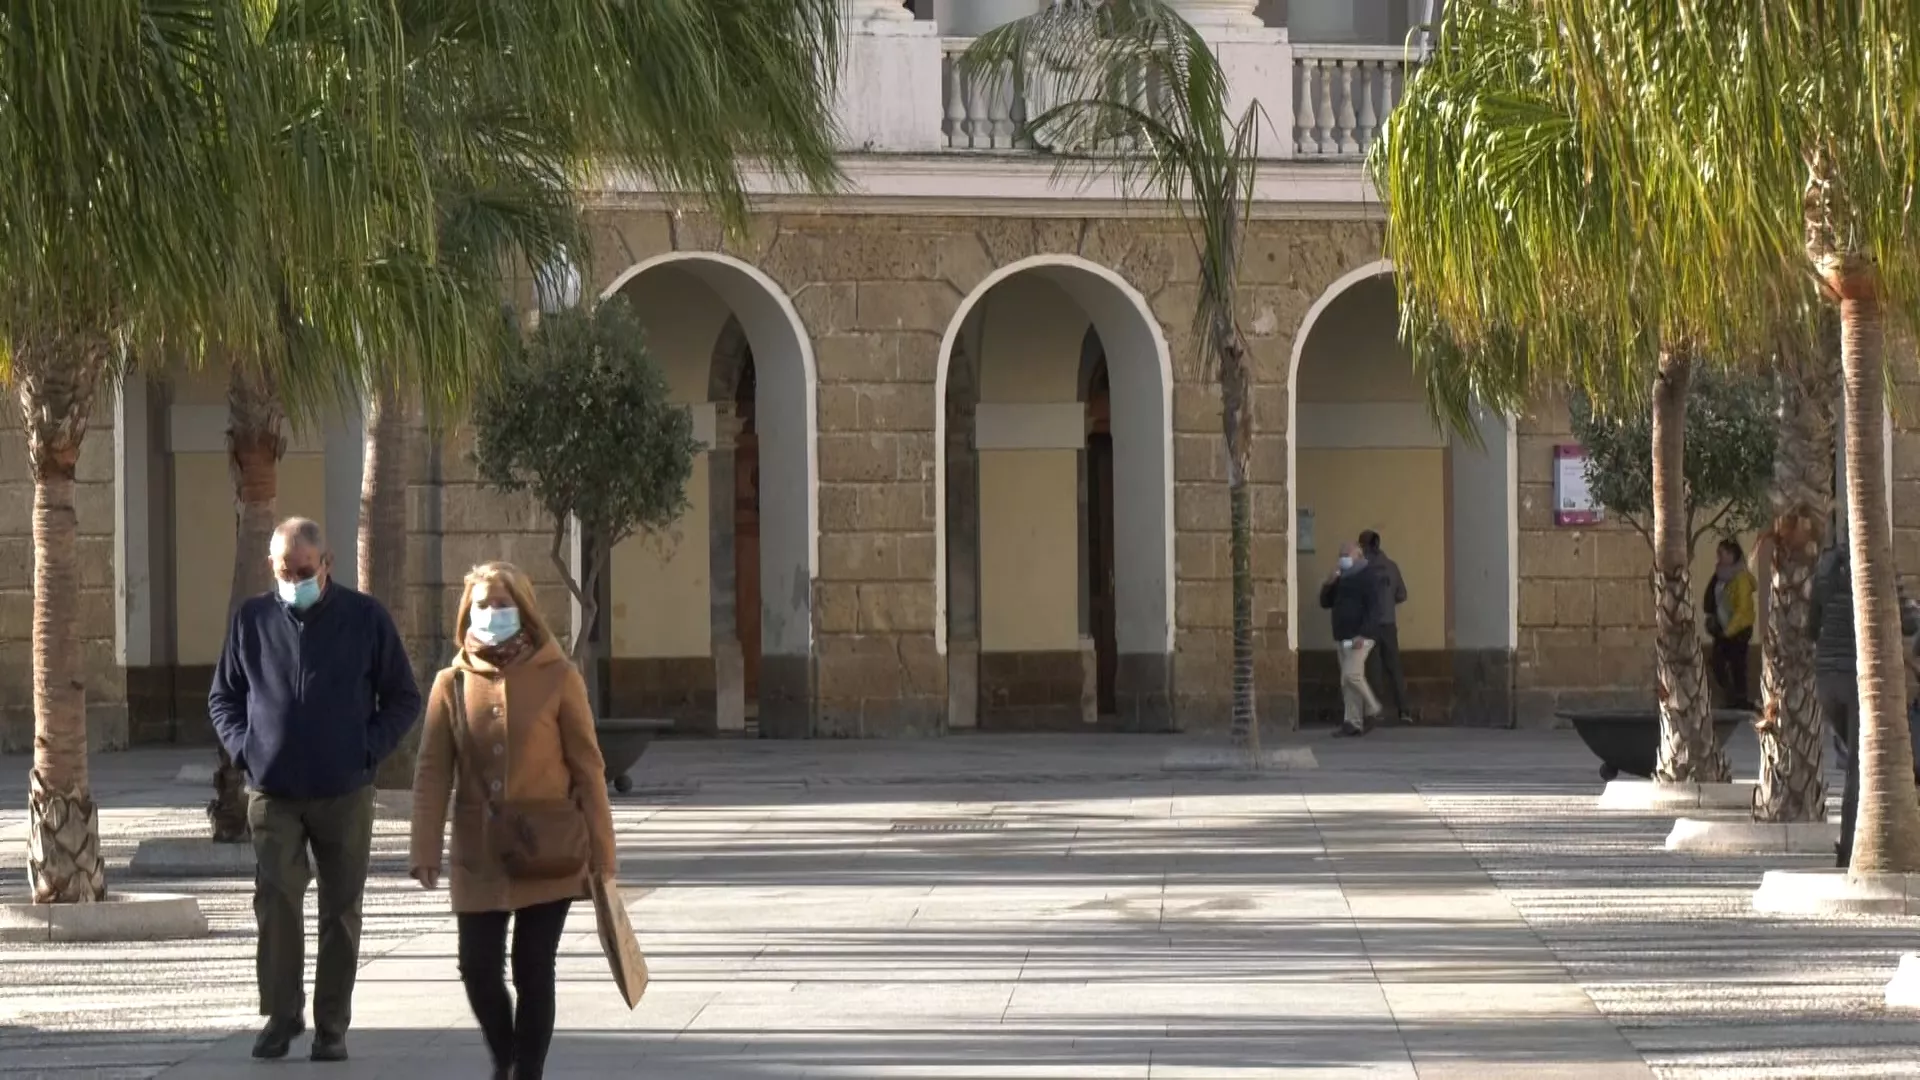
208, 518, 422, 1063
1358, 530, 1411, 723
1807, 539, 1920, 868
1320, 541, 1387, 737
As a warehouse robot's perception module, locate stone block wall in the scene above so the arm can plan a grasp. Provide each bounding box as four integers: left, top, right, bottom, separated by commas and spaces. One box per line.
0, 395, 127, 754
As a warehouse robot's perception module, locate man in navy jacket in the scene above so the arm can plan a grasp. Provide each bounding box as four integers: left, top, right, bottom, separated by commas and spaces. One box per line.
209, 517, 421, 1063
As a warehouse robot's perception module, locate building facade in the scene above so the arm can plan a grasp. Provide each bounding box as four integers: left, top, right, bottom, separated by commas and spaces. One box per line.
8, 0, 1916, 753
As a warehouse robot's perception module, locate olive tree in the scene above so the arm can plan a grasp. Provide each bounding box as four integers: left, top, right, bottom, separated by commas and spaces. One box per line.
470, 296, 700, 702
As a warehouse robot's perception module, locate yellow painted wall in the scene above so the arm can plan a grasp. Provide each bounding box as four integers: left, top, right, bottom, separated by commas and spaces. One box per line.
977, 276, 1091, 404
1295, 448, 1448, 652
610, 454, 712, 658
173, 452, 329, 665
979, 449, 1081, 652
609, 266, 726, 659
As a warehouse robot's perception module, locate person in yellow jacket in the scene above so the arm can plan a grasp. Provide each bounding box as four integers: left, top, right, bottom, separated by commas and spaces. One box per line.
1703, 538, 1758, 710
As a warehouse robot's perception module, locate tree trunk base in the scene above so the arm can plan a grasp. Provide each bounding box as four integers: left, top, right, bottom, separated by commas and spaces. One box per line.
207, 749, 249, 843
28, 770, 105, 903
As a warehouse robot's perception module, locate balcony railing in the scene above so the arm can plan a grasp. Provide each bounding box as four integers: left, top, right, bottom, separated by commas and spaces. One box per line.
1291, 45, 1416, 161
880, 31, 1421, 161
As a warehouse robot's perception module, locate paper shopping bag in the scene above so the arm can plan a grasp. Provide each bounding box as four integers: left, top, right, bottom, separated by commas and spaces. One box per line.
589, 875, 648, 1009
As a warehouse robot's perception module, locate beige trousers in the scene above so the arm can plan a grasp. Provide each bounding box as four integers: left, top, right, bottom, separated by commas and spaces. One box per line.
1338, 638, 1380, 730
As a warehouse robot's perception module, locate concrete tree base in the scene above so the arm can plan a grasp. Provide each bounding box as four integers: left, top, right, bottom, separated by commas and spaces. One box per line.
173, 763, 214, 786
1665, 818, 1839, 855
1597, 780, 1754, 812
1752, 869, 1920, 916
1161, 747, 1319, 773
1885, 954, 1920, 1008
130, 838, 255, 878
0, 894, 208, 942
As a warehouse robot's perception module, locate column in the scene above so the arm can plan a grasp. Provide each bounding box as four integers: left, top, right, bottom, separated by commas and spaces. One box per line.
839, 0, 943, 152
946, 397, 980, 730
1167, 0, 1264, 30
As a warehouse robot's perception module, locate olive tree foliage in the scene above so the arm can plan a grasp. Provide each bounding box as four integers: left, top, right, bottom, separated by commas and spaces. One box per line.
470, 296, 700, 662
1568, 367, 1776, 558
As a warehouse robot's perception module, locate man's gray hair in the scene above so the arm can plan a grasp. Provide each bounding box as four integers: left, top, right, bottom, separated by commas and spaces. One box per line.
272, 517, 328, 554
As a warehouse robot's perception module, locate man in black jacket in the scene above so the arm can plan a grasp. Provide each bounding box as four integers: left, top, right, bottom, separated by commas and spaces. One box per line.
1320, 541, 1387, 737
209, 518, 421, 1063
1358, 530, 1410, 723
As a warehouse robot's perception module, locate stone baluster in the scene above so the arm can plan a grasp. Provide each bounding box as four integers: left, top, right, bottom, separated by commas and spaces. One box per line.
1008, 64, 1030, 150
987, 61, 1015, 149
944, 52, 968, 148
1335, 60, 1359, 155
1355, 61, 1379, 153
964, 64, 993, 148
1380, 60, 1402, 122
1313, 61, 1337, 156
1295, 58, 1319, 155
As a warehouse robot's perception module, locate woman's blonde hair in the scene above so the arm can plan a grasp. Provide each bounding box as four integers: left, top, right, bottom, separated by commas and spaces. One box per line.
454, 561, 554, 649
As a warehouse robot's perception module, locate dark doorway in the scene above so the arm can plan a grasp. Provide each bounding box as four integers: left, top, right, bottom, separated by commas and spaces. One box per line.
1086, 359, 1118, 718
734, 352, 762, 713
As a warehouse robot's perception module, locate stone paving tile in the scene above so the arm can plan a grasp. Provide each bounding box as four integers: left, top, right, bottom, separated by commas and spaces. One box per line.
10, 730, 1910, 1078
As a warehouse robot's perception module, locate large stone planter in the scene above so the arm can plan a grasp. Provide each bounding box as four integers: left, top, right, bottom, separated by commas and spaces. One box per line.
1665, 818, 1839, 854
1598, 780, 1755, 812
1752, 869, 1920, 916
0, 893, 209, 942
1559, 708, 1747, 781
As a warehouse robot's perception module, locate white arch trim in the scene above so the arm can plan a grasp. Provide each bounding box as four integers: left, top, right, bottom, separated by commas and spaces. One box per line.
1284, 258, 1520, 653
599, 251, 820, 658
934, 254, 1176, 657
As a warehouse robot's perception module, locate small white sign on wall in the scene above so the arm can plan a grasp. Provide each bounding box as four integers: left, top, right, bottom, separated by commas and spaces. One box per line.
1297, 507, 1316, 553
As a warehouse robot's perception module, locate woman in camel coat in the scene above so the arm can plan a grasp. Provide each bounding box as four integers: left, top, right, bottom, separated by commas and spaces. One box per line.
409, 561, 617, 1080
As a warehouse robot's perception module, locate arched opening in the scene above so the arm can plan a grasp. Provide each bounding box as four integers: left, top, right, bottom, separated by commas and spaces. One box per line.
1288, 264, 1517, 727
600, 253, 818, 738
936, 256, 1174, 732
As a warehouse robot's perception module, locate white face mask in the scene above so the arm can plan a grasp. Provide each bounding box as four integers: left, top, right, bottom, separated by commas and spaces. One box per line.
1337, 556, 1354, 571
470, 604, 521, 646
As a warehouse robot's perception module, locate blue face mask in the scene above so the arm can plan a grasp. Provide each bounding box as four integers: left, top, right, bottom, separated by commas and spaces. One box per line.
470, 605, 521, 647
277, 576, 322, 611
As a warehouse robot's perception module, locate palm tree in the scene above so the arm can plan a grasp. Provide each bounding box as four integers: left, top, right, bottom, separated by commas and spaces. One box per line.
1536, 1, 1920, 870
0, 4, 439, 901
1371, 2, 1737, 782
961, 0, 1265, 751
1754, 316, 1838, 824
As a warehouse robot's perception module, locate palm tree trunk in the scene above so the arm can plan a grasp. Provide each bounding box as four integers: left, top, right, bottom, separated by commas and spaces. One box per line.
1652, 347, 1730, 783
1829, 260, 1920, 872
361, 385, 419, 791
1219, 326, 1258, 756
211, 362, 285, 843
16, 331, 110, 903
1753, 327, 1837, 823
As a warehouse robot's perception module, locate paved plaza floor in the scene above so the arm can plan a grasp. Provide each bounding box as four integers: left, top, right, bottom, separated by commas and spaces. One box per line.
3, 727, 1920, 1078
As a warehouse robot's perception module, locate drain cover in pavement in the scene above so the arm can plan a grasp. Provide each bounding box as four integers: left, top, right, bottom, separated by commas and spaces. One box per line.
890, 820, 1007, 833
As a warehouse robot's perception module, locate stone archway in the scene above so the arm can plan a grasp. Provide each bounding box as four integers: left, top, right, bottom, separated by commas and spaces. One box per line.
1286, 261, 1517, 726
934, 255, 1175, 731
600, 253, 819, 737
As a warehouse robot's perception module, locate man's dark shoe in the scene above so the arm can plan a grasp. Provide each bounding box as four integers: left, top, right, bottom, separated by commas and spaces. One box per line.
309, 1022, 351, 1060
251, 1017, 304, 1060
1332, 724, 1366, 738
310, 1031, 349, 1063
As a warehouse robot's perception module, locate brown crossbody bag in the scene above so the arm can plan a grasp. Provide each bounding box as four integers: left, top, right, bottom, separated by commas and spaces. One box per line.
452, 670, 589, 881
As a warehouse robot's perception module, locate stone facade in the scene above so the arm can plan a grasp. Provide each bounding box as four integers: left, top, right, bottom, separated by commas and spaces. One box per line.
20, 207, 1920, 748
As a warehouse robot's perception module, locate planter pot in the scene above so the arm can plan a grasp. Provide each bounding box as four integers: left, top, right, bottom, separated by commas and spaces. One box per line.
597, 718, 673, 794
1558, 708, 1747, 781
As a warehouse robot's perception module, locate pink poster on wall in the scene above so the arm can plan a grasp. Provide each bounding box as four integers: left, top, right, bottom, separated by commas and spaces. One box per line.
1554, 444, 1603, 526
